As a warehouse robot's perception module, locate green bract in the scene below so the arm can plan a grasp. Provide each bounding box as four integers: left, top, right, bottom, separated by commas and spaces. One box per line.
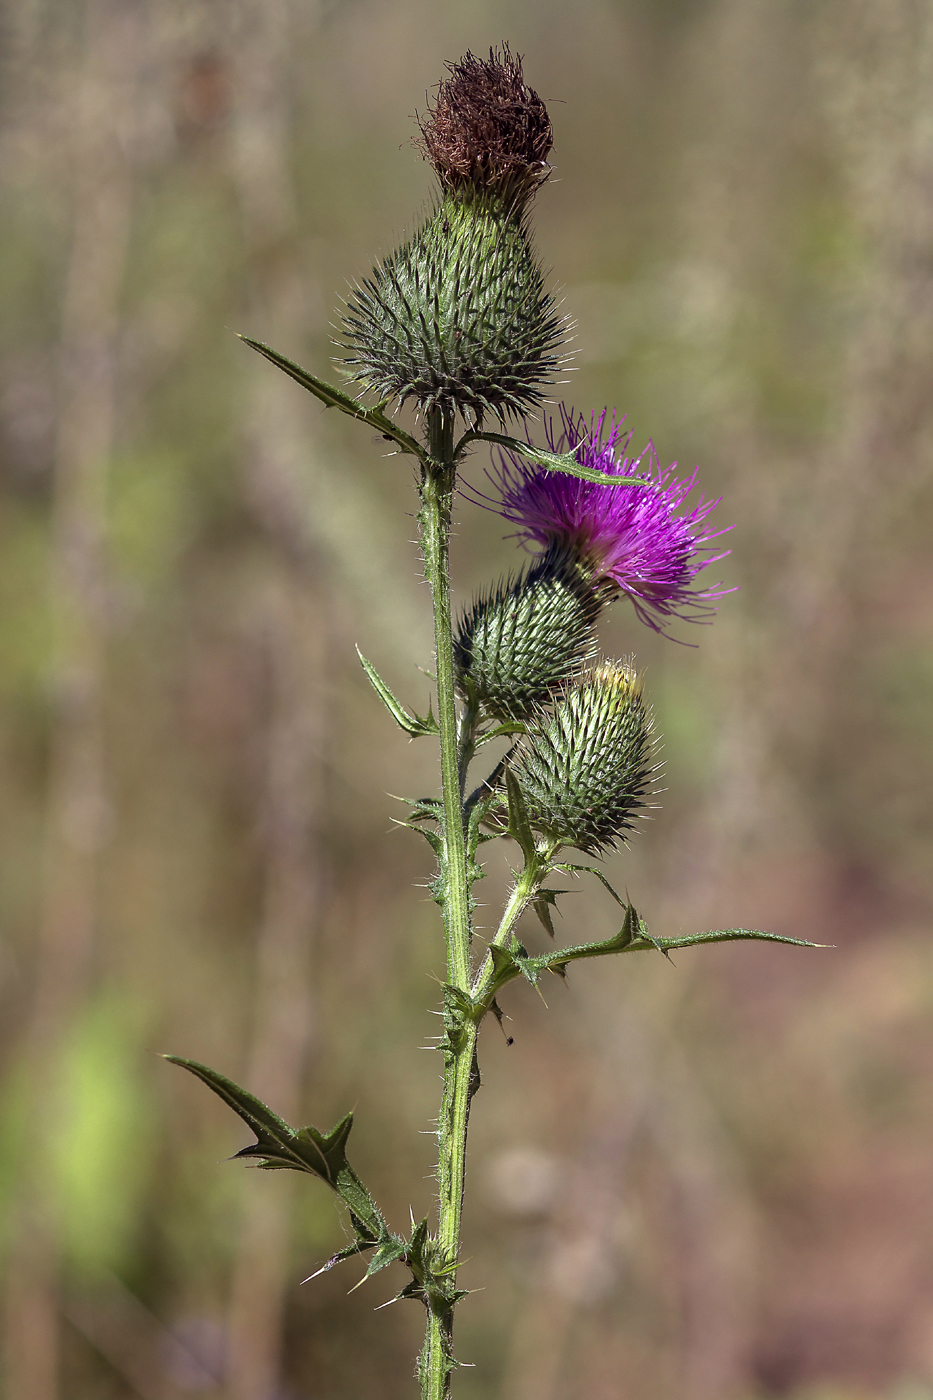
340, 191, 564, 425
510, 661, 656, 854
454, 548, 601, 719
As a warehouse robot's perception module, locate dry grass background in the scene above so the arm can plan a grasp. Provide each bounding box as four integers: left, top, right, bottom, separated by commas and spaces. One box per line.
1, 1, 932, 1397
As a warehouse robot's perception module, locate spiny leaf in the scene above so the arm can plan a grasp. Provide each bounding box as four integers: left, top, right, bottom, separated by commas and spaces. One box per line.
475, 720, 527, 747
523, 916, 819, 980
488, 942, 522, 993
466, 791, 498, 862
165, 1056, 388, 1243
403, 796, 443, 820
442, 985, 478, 1055
364, 1235, 408, 1280
555, 862, 627, 907
357, 648, 438, 737
630, 928, 824, 954
504, 767, 536, 866
456, 430, 648, 486
510, 904, 640, 982
304, 1239, 377, 1282
405, 1217, 431, 1285
406, 823, 445, 859
478, 911, 819, 1015
239, 336, 423, 459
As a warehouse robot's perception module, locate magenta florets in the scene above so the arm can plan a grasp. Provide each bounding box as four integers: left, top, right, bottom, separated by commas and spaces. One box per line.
490, 407, 733, 634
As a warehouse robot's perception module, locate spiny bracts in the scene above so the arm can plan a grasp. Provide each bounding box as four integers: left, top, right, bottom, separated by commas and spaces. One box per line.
454, 547, 602, 720
340, 190, 565, 425
509, 661, 656, 854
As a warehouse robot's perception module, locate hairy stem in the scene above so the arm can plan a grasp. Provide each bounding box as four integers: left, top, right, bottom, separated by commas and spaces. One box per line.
418, 407, 476, 1399
420, 411, 471, 988
472, 861, 542, 1005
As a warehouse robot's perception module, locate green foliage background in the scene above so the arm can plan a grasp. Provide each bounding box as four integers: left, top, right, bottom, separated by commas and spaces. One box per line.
1, 2, 932, 1398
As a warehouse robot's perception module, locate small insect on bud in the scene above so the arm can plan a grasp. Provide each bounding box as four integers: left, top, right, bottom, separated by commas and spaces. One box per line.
509, 661, 656, 855
340, 46, 566, 426
454, 548, 602, 720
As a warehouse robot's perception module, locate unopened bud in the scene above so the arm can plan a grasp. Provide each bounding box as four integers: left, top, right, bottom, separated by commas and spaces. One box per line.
509, 661, 656, 854
454, 549, 601, 720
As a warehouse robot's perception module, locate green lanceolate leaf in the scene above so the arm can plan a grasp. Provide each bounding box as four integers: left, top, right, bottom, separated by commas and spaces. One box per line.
165, 1056, 391, 1245
454, 430, 648, 486
239, 336, 424, 460
483, 942, 527, 1001
480, 910, 820, 1007
532, 888, 567, 938
554, 862, 627, 906
405, 1216, 431, 1284
364, 1235, 409, 1280
523, 902, 646, 978
406, 823, 445, 859
522, 915, 820, 982
357, 648, 438, 737
504, 767, 536, 866
475, 720, 527, 747
629, 927, 824, 954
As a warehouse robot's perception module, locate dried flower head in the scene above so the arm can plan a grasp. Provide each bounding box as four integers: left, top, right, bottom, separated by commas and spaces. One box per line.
416, 44, 552, 205
488, 407, 732, 634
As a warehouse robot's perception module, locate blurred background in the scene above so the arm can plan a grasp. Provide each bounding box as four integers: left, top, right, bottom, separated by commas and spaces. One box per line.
1, 1, 932, 1397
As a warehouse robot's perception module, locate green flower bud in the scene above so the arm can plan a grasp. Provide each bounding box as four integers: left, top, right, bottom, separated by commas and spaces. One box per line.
341, 191, 564, 426
340, 47, 565, 425
509, 662, 656, 854
454, 549, 602, 720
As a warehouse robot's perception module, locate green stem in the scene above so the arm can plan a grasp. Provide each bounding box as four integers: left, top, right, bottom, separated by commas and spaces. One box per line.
420, 410, 471, 989
472, 860, 543, 1005
418, 407, 476, 1400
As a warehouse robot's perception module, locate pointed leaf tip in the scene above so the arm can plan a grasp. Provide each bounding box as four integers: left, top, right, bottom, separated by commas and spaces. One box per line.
357, 648, 438, 737
458, 430, 649, 486
165, 1055, 388, 1243
237, 336, 423, 459
504, 767, 536, 865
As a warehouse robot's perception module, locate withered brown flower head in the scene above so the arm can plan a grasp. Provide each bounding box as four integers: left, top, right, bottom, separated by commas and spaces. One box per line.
416, 44, 552, 204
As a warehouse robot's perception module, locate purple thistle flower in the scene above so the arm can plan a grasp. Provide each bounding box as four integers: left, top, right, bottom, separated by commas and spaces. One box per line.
488, 406, 733, 635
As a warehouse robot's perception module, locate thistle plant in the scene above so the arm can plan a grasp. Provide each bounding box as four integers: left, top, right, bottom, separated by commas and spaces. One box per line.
168, 45, 812, 1400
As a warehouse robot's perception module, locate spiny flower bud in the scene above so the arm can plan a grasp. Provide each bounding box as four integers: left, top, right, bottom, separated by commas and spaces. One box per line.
509, 661, 656, 855
340, 48, 565, 426
454, 548, 602, 720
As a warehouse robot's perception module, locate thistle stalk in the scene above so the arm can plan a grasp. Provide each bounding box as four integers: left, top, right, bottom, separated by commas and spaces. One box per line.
418, 407, 475, 1398
164, 46, 794, 1400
